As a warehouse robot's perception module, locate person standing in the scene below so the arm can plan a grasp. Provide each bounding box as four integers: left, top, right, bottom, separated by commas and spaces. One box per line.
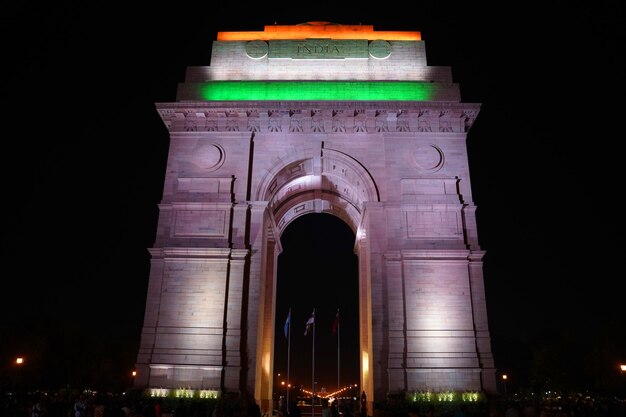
321, 399, 331, 417
330, 400, 340, 417
155, 399, 162, 417
31, 399, 42, 417
360, 391, 367, 417
74, 396, 86, 417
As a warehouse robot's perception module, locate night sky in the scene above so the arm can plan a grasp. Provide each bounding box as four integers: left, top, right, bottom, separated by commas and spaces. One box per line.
1, 2, 624, 395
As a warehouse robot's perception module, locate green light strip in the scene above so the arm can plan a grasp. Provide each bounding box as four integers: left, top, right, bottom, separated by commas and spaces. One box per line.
198, 81, 437, 101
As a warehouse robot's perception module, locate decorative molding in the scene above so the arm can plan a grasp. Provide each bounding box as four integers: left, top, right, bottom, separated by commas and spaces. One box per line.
157, 102, 480, 133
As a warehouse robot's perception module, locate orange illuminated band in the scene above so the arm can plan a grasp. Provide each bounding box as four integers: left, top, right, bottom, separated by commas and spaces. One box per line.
218, 22, 421, 41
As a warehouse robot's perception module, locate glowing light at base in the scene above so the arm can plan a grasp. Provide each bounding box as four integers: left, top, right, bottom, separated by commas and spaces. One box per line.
199, 81, 437, 101
149, 388, 219, 399
411, 390, 483, 403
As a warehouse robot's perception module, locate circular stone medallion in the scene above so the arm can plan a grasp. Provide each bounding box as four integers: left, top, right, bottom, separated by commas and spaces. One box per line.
245, 41, 269, 59
413, 145, 444, 171
368, 40, 391, 59
192, 144, 225, 171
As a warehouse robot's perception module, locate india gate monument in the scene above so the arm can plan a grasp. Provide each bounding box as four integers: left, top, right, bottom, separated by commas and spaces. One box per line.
134, 22, 497, 410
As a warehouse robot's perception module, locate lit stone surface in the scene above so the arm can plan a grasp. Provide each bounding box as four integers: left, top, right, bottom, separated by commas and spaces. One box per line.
245, 40, 269, 59
135, 22, 496, 412
191, 143, 224, 170
368, 40, 392, 59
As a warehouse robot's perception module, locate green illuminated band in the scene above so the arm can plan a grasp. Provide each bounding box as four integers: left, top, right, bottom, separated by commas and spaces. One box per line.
198, 81, 438, 101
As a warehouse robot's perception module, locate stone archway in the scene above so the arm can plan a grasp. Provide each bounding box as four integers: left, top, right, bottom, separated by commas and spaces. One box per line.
253, 141, 379, 411
135, 22, 497, 415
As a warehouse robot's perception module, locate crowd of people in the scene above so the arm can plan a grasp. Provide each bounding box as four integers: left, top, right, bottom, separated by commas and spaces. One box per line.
2, 390, 625, 417
1, 390, 264, 417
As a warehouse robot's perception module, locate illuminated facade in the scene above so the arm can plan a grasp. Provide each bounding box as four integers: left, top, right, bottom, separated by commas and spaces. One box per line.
135, 22, 496, 410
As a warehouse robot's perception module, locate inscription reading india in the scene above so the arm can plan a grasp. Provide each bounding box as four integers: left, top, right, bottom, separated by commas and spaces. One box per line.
268, 40, 369, 59
296, 42, 341, 56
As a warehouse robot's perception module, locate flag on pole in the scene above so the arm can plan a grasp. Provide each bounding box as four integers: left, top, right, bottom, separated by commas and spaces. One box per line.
332, 309, 340, 335
304, 310, 315, 336
284, 309, 291, 338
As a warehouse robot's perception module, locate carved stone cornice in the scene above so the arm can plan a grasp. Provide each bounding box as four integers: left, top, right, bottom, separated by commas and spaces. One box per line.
156, 101, 480, 133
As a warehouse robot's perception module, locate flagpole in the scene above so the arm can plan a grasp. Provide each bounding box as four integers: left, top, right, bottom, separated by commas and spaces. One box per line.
337, 308, 340, 395
304, 308, 316, 416
312, 307, 316, 417
287, 307, 291, 409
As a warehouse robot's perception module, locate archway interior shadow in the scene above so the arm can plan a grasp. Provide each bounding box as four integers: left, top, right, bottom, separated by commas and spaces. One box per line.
273, 213, 360, 395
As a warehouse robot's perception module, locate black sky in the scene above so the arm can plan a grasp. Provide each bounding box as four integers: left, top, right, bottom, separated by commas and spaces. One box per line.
1, 1, 624, 394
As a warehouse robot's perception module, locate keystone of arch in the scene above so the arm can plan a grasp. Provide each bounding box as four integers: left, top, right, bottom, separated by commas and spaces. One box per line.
256, 146, 380, 234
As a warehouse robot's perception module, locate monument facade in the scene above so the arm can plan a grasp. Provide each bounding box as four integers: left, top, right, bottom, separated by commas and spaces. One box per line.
134, 22, 497, 410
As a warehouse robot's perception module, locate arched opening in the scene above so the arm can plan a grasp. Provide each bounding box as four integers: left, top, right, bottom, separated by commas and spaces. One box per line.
254, 145, 378, 412
273, 213, 360, 409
